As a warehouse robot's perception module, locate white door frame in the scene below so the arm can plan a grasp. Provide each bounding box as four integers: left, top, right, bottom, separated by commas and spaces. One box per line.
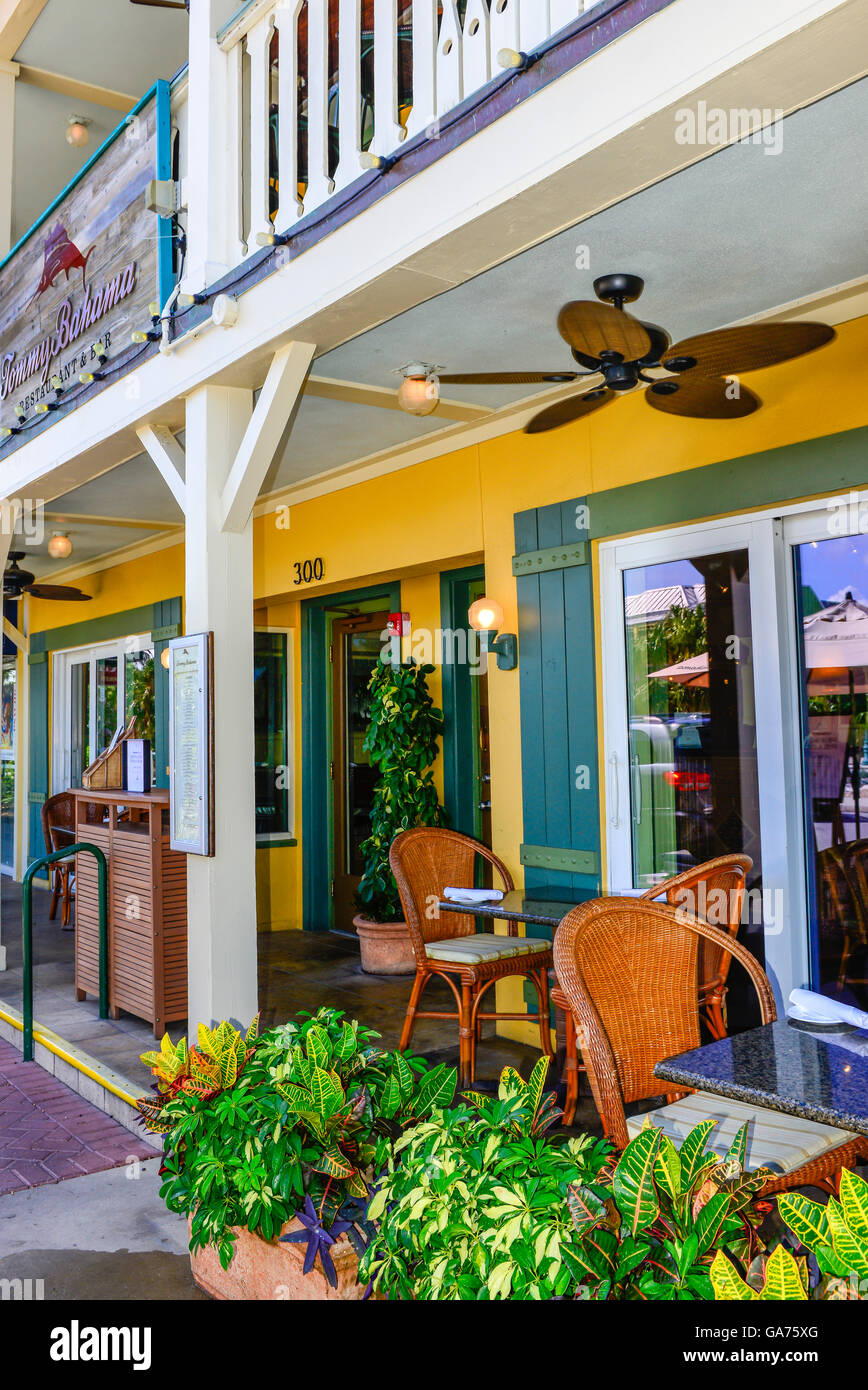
51, 633, 152, 793
599, 511, 811, 1011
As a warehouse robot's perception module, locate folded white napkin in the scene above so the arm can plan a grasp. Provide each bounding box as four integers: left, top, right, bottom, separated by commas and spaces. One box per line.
788, 988, 868, 1032
443, 887, 505, 905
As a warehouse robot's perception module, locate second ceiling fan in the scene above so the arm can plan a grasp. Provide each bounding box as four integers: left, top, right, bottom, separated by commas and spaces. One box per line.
436, 273, 835, 433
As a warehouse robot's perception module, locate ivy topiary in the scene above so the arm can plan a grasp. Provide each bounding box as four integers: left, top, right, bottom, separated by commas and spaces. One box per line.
355, 658, 446, 923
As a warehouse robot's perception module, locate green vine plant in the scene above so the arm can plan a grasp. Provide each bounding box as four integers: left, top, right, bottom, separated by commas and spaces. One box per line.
355, 658, 446, 923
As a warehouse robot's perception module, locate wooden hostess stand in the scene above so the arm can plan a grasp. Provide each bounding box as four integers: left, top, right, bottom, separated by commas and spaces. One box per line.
72, 789, 187, 1036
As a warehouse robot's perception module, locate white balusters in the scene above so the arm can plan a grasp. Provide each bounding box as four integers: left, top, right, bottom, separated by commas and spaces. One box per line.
436, 1, 463, 116
489, 0, 520, 56
245, 15, 275, 250
334, 0, 362, 189
550, 0, 586, 32
405, 0, 438, 139
371, 0, 404, 157
273, 1, 304, 231
520, 1, 552, 52
305, 0, 335, 209
225, 39, 247, 264
462, 0, 491, 96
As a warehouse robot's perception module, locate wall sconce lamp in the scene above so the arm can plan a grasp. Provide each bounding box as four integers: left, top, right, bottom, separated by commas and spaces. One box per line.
468, 596, 518, 671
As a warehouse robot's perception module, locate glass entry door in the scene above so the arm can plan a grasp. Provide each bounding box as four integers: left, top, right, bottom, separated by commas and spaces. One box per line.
53, 635, 154, 792
788, 521, 868, 1009
330, 611, 389, 932
601, 517, 803, 1010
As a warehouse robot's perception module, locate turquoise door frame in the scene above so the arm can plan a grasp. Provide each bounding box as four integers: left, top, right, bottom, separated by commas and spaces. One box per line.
439, 564, 485, 838
301, 581, 400, 931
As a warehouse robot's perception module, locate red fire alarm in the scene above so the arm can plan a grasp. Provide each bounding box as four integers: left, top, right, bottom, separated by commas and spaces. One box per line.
387, 611, 411, 637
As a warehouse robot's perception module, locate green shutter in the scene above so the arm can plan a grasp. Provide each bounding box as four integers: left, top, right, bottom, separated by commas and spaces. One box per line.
514, 497, 600, 904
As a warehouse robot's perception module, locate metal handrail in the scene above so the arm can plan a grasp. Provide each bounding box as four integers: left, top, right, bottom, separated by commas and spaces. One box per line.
22, 843, 108, 1062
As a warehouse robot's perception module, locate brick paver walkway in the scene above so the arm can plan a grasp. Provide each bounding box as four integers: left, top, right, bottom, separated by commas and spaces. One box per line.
0, 1039, 156, 1195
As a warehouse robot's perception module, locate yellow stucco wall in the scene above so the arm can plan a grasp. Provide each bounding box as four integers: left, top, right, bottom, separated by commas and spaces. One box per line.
23, 314, 868, 1038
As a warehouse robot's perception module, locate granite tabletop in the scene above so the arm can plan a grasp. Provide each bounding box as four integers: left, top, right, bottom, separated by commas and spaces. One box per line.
437, 889, 579, 928
655, 1019, 868, 1135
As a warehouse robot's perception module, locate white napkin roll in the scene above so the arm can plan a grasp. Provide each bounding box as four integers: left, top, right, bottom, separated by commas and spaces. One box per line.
443, 887, 505, 905
788, 987, 868, 1032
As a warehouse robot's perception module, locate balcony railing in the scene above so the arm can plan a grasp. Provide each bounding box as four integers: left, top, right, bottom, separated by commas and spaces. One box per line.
218, 0, 601, 263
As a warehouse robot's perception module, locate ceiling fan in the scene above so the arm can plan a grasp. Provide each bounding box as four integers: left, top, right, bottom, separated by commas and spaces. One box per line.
434, 273, 835, 433
3, 554, 91, 603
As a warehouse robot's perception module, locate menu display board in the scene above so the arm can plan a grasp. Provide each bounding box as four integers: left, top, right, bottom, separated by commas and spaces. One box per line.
168, 632, 214, 856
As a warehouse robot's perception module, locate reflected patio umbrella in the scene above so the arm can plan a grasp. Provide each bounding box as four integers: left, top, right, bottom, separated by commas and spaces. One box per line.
648, 653, 709, 687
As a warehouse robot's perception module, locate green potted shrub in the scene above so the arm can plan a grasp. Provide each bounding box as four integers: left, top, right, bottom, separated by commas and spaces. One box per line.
136, 1006, 456, 1300
353, 657, 446, 974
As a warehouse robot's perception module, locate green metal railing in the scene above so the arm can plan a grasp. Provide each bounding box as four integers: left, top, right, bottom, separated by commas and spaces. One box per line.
22, 843, 108, 1062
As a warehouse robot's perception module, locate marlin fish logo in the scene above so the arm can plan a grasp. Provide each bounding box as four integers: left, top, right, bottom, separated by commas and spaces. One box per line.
31, 222, 92, 301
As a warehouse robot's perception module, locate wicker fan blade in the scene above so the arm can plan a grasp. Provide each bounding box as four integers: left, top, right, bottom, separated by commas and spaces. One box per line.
25, 584, 92, 601
663, 321, 835, 377
557, 302, 651, 363
437, 371, 580, 385
645, 376, 760, 420
524, 388, 615, 434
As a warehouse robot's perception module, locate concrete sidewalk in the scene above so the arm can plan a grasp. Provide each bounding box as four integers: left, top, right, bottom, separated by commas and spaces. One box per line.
0, 1157, 207, 1299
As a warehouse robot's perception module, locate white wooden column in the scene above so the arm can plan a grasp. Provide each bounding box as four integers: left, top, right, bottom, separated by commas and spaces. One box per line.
0, 60, 18, 257
183, 386, 258, 1030
183, 0, 243, 291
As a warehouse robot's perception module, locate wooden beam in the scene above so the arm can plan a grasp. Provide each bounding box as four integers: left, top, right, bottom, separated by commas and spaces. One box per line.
16, 64, 137, 113
44, 510, 179, 531
136, 424, 187, 513
220, 341, 315, 533
304, 374, 492, 423
2, 614, 27, 653
0, 0, 51, 61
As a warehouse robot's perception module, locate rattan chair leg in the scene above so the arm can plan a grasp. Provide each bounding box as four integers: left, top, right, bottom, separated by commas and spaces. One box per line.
531, 967, 554, 1059
61, 868, 72, 928
49, 867, 61, 922
704, 993, 727, 1041
399, 969, 427, 1052
562, 1011, 580, 1126
459, 982, 473, 1089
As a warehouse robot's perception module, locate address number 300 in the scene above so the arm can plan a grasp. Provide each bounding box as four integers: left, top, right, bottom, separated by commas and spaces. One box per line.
293, 558, 324, 585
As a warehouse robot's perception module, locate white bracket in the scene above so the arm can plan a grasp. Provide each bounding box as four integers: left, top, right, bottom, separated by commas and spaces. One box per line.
136, 424, 187, 514
219, 341, 315, 534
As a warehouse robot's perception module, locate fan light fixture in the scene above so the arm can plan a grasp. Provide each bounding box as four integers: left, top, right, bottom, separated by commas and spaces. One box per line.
47, 533, 72, 560
467, 596, 517, 671
396, 365, 440, 417
65, 115, 91, 148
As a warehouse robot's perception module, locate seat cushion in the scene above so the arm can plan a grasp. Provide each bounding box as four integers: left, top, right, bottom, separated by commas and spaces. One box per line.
626, 1090, 859, 1175
426, 934, 550, 965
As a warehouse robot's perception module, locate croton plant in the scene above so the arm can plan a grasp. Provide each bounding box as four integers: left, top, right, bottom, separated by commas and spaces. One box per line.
137, 1007, 456, 1276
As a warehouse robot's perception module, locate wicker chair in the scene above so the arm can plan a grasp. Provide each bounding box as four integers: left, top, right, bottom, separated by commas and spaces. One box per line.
552, 854, 752, 1125
553, 896, 868, 1195
390, 828, 554, 1089
41, 791, 76, 928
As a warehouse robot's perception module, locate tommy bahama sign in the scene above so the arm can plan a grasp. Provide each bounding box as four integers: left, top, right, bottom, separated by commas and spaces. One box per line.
0, 93, 161, 427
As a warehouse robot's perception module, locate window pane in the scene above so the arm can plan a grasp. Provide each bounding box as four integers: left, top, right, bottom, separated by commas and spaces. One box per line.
70, 660, 90, 785
254, 632, 289, 836
795, 535, 868, 1009
95, 657, 118, 754
623, 552, 762, 897
125, 649, 155, 743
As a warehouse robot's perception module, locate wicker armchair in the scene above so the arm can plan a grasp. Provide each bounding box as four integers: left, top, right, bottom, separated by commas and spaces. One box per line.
553, 896, 868, 1195
390, 828, 554, 1088
41, 791, 76, 929
552, 854, 751, 1125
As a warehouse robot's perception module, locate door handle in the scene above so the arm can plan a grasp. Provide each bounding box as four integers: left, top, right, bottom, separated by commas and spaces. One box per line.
608, 753, 620, 829
631, 753, 643, 825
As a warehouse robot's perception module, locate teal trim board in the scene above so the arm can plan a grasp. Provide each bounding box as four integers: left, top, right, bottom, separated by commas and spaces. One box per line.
301, 582, 400, 932
440, 565, 485, 838
514, 497, 601, 901
588, 426, 868, 539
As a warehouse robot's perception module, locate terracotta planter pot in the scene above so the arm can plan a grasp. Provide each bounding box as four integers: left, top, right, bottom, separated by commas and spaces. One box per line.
354, 914, 417, 975
188, 1217, 368, 1300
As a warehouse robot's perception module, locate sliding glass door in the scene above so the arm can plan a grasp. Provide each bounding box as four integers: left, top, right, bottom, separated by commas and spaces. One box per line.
52, 635, 154, 792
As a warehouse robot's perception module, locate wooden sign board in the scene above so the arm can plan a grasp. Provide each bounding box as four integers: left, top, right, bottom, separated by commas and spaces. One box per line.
0, 92, 162, 431
168, 632, 215, 857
